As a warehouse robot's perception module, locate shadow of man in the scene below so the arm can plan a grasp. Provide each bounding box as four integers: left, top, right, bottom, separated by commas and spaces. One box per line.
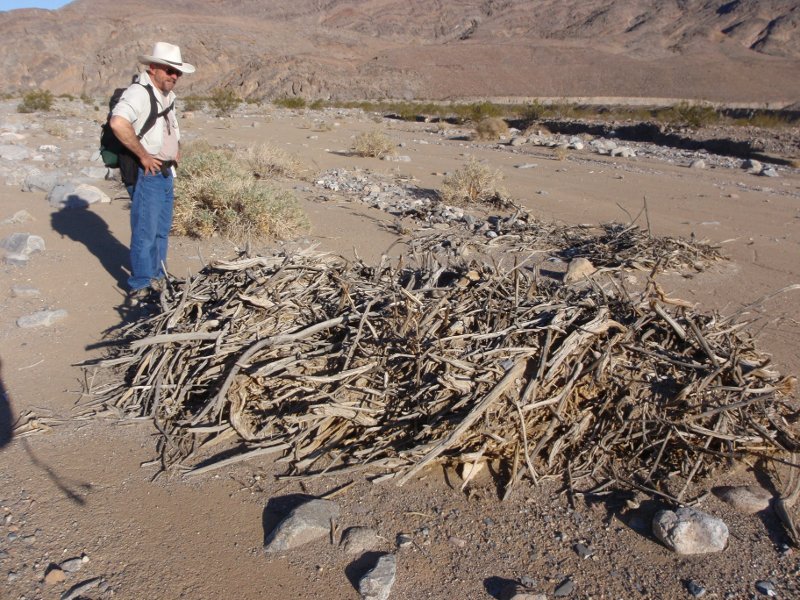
50, 206, 130, 290
0, 358, 12, 448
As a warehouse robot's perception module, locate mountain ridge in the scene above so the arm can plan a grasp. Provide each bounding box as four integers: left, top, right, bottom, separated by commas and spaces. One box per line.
1, 0, 798, 103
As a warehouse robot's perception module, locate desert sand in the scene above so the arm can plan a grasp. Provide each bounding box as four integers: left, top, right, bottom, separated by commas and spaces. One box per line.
1, 101, 799, 599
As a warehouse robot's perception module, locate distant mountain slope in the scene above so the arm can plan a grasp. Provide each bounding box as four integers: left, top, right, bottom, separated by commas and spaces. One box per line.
0, 0, 797, 103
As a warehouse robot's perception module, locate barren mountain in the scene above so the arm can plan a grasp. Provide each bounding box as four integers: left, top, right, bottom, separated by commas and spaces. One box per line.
1, 0, 798, 103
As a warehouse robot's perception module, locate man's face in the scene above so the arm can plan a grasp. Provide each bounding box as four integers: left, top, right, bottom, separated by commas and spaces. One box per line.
149, 63, 182, 94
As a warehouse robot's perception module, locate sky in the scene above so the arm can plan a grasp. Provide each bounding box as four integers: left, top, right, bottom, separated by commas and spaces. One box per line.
0, 0, 72, 10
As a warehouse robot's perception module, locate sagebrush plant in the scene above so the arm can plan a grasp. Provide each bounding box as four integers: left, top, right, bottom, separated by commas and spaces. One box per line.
239, 143, 303, 179
553, 145, 569, 161
659, 101, 719, 129
45, 121, 68, 138
183, 94, 206, 112
173, 143, 308, 240
209, 88, 240, 117
473, 117, 509, 141
273, 96, 306, 109
439, 159, 505, 205
353, 129, 395, 158
17, 89, 54, 113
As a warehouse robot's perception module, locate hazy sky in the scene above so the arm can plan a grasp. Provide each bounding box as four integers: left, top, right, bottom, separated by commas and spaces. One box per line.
0, 0, 71, 10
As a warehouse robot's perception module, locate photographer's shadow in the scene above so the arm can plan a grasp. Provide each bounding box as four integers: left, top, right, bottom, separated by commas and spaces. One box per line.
50, 206, 129, 290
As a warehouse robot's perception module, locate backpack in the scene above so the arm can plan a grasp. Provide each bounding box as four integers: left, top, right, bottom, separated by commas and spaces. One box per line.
99, 80, 174, 186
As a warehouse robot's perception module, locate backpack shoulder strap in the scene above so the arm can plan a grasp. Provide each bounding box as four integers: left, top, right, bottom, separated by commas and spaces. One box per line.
136, 83, 161, 140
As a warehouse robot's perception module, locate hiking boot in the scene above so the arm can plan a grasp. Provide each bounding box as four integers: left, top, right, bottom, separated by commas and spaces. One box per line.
126, 287, 153, 307
149, 277, 167, 293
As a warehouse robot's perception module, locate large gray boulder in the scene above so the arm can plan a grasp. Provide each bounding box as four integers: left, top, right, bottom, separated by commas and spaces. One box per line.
263, 498, 340, 553
652, 507, 728, 554
47, 182, 110, 209
359, 554, 397, 600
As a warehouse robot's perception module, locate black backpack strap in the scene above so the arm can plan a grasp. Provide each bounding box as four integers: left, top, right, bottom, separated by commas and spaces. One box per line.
135, 83, 174, 140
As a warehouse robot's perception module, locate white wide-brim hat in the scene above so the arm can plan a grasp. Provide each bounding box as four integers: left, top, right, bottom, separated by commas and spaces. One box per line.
138, 42, 195, 74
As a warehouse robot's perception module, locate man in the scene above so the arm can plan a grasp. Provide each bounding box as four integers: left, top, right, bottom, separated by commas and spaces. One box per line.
109, 41, 195, 304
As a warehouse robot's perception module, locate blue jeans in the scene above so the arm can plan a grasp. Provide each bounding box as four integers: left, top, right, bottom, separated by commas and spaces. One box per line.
128, 168, 174, 291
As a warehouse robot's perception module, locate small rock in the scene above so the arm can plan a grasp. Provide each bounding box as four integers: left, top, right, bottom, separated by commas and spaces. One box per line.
686, 580, 706, 597
760, 167, 778, 177
17, 309, 68, 329
47, 183, 110, 209
509, 136, 527, 147
358, 553, 396, 600
11, 285, 40, 298
79, 166, 110, 180
44, 566, 66, 585
382, 155, 411, 162
340, 526, 381, 555
743, 158, 762, 173
396, 533, 413, 548
563, 257, 596, 284
0, 145, 30, 161
652, 507, 728, 554
1, 232, 45, 256
448, 536, 467, 548
1, 209, 34, 225
690, 159, 706, 169
7, 571, 19, 582
714, 485, 772, 514
59, 558, 83, 573
755, 580, 777, 597
4, 253, 29, 266
500, 581, 546, 600
61, 576, 103, 600
574, 542, 593, 559
554, 578, 575, 597
459, 461, 485, 481
263, 498, 340, 553
514, 163, 537, 169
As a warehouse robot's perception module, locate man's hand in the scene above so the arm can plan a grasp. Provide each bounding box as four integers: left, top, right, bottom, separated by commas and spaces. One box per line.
109, 115, 160, 174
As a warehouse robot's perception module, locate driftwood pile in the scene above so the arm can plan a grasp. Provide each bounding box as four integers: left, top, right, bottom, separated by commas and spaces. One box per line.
83, 224, 797, 504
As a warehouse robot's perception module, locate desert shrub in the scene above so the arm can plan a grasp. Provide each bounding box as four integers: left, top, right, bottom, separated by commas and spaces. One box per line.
273, 96, 307, 109
553, 145, 569, 161
58, 93, 76, 101
734, 112, 793, 129
173, 143, 308, 240
183, 94, 206, 112
45, 121, 68, 138
80, 92, 94, 106
353, 129, 395, 158
522, 100, 546, 121
17, 89, 54, 113
239, 143, 303, 179
439, 158, 505, 205
473, 117, 509, 141
660, 101, 719, 128
452, 101, 503, 123
209, 88, 240, 117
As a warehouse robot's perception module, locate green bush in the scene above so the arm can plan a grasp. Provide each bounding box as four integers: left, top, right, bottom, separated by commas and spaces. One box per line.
439, 158, 505, 205
659, 101, 719, 129
183, 94, 206, 112
209, 88, 240, 117
353, 129, 395, 158
309, 99, 326, 110
273, 96, 307, 109
17, 89, 54, 113
473, 117, 509, 141
173, 143, 308, 240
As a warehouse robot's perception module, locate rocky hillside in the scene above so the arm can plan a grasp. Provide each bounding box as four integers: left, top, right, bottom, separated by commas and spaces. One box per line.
1, 0, 798, 103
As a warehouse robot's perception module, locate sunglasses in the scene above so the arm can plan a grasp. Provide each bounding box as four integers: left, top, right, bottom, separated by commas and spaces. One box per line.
160, 66, 182, 78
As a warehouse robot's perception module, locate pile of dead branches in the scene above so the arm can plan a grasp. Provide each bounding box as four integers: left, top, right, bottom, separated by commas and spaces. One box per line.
82, 239, 796, 502
413, 212, 724, 273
